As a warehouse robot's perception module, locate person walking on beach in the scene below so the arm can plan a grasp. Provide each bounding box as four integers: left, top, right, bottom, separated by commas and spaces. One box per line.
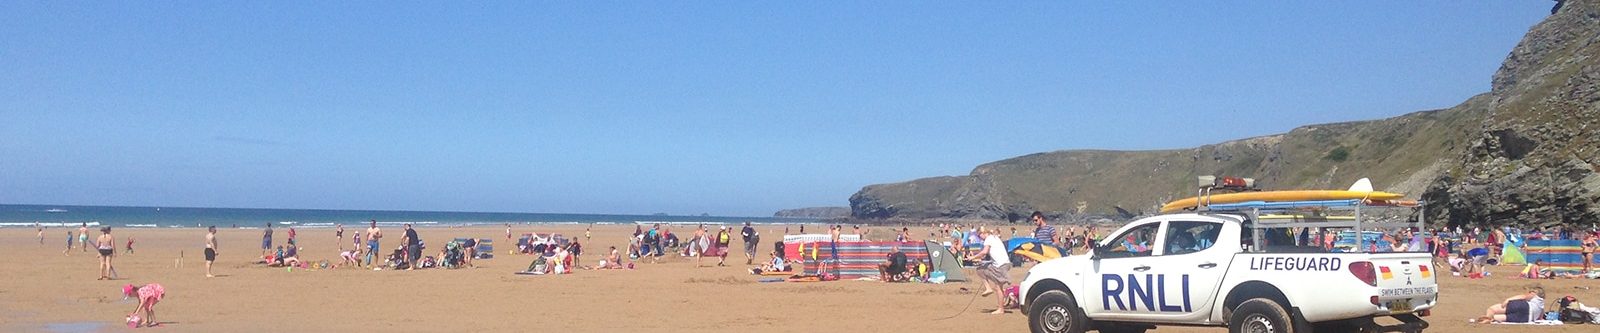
335, 223, 345, 251
506, 223, 513, 243
741, 222, 759, 265
64, 231, 74, 255
37, 222, 43, 245
692, 225, 708, 266
402, 223, 421, 271
79, 223, 89, 252
715, 226, 732, 267
97, 227, 117, 280
261, 223, 273, 258
204, 226, 219, 278
365, 220, 383, 269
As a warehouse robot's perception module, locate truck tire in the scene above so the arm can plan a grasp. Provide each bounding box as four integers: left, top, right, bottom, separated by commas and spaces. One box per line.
1028, 290, 1088, 333
1230, 298, 1293, 333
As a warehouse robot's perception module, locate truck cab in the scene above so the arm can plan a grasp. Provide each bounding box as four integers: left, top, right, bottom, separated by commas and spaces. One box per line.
1019, 199, 1436, 333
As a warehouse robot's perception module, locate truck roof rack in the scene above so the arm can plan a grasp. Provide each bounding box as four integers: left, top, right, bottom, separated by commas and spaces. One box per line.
1195, 199, 1427, 252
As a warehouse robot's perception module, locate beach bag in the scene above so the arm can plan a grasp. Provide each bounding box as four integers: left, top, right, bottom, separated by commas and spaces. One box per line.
1561, 308, 1592, 324
928, 271, 947, 284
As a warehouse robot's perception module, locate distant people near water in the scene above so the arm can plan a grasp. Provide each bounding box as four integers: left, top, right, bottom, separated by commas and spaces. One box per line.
965, 227, 1011, 315
261, 223, 273, 257
205, 226, 218, 278
36, 222, 43, 245
79, 223, 89, 252
64, 231, 74, 256
335, 223, 345, 251
505, 223, 512, 242
97, 227, 116, 280
122, 283, 165, 328
741, 222, 759, 265
365, 220, 383, 269
125, 236, 135, 255
402, 223, 421, 271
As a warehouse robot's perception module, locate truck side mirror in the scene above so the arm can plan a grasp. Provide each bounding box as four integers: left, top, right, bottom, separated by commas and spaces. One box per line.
1089, 246, 1101, 260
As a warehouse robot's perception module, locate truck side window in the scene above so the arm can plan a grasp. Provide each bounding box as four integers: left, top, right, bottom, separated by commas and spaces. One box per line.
1102, 223, 1160, 258
1163, 221, 1221, 255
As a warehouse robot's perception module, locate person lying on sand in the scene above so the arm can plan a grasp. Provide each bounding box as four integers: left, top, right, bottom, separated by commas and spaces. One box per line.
1471, 286, 1545, 323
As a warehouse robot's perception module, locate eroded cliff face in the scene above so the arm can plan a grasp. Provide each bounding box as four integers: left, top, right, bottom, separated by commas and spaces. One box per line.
851, 95, 1490, 220
1426, 0, 1600, 228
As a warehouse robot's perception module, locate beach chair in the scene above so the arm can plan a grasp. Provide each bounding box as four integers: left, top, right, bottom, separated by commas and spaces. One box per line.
476, 238, 494, 259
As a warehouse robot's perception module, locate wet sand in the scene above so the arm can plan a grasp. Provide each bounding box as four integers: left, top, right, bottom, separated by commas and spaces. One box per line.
1, 225, 1595, 332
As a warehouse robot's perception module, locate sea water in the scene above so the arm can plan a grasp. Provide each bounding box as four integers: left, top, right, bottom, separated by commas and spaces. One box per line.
0, 204, 818, 229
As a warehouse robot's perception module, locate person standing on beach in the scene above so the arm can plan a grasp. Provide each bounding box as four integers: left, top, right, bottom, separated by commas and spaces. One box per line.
97, 227, 116, 280
261, 223, 273, 258
64, 231, 74, 255
828, 225, 841, 274
205, 226, 218, 278
402, 223, 421, 271
37, 222, 43, 245
79, 223, 89, 252
741, 222, 758, 265
1031, 211, 1057, 246
365, 220, 383, 269
335, 224, 345, 251
505, 223, 512, 243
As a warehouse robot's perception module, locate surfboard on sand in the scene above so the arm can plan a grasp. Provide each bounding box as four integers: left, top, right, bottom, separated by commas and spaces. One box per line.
1160, 190, 1405, 213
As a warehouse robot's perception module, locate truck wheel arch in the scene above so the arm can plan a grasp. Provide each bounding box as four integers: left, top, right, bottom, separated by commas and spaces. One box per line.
1026, 279, 1076, 308
1221, 281, 1290, 319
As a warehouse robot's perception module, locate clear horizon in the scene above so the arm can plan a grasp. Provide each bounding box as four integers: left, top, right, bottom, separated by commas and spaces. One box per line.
1, 2, 1554, 216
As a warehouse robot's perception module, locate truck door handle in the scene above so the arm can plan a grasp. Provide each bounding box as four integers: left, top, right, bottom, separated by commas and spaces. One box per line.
1198, 263, 1217, 269
1133, 265, 1151, 272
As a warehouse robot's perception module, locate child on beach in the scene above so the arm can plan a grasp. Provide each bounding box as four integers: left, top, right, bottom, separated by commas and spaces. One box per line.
64, 231, 74, 255
126, 236, 135, 255
122, 283, 165, 328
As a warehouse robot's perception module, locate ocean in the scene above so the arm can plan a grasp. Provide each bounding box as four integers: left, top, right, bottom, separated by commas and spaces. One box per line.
0, 204, 818, 229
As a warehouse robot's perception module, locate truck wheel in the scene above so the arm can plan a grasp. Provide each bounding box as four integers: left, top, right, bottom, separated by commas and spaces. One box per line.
1230, 298, 1293, 333
1028, 290, 1088, 333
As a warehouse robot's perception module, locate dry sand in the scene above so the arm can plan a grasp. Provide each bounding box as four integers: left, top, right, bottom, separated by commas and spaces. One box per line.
2, 225, 1597, 332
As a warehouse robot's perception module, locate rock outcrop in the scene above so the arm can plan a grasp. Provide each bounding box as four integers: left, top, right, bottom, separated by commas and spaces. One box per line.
1424, 0, 1600, 229
773, 207, 851, 218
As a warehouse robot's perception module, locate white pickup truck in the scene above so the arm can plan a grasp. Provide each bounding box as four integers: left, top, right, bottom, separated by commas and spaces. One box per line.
1019, 199, 1437, 333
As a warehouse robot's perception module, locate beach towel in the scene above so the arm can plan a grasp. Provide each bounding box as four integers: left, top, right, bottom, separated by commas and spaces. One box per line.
1491, 320, 1563, 325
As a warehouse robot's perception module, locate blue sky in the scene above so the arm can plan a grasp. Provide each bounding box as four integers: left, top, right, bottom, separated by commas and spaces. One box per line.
0, 2, 1554, 216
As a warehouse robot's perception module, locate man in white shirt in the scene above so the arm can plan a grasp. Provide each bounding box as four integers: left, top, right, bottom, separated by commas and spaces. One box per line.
964, 227, 1012, 314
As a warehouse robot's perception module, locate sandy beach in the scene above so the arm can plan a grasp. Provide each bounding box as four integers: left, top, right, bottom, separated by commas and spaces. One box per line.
2, 225, 1597, 332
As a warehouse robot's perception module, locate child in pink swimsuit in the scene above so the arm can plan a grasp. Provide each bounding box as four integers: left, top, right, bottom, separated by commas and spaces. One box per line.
123, 283, 164, 328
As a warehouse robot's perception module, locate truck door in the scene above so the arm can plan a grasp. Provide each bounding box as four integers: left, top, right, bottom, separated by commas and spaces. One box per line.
1136, 220, 1230, 323
1087, 220, 1164, 320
